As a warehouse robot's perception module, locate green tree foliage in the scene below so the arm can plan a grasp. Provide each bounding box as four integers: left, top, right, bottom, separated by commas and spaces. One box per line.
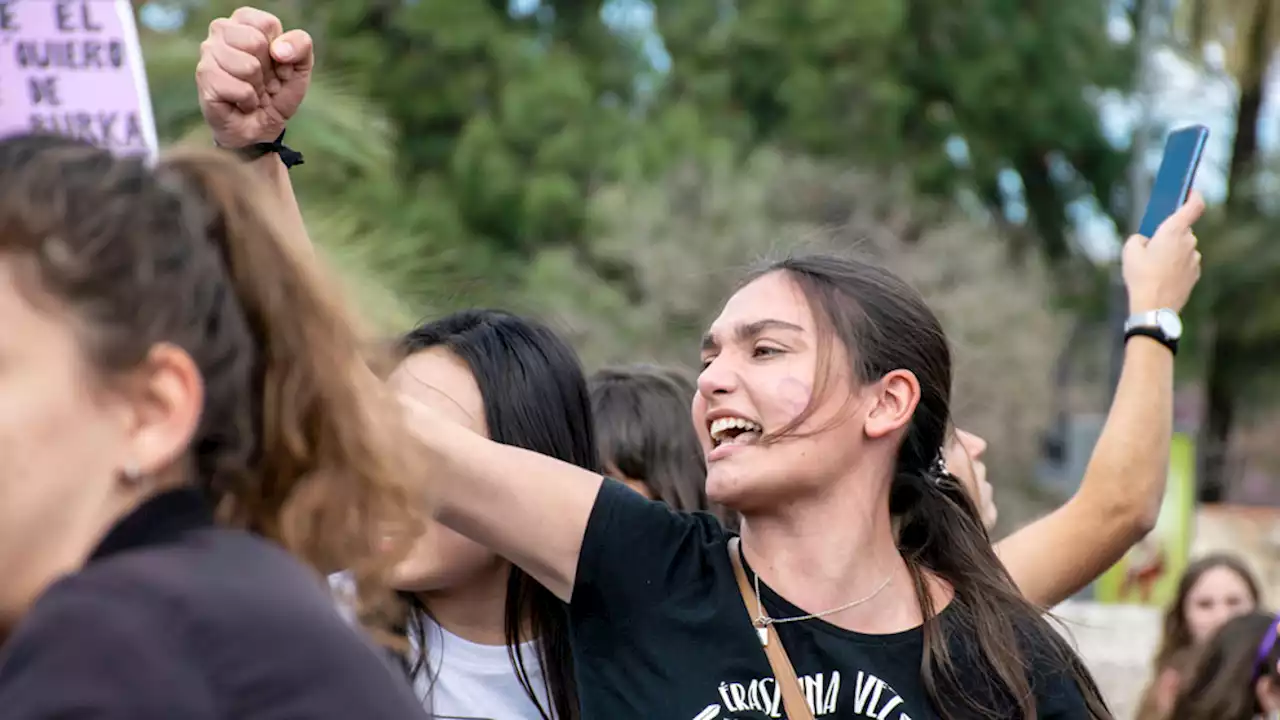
147, 0, 1138, 297
651, 0, 1136, 262
304, 0, 643, 254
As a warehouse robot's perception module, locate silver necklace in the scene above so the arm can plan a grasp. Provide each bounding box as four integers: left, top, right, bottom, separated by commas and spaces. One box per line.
752, 566, 893, 646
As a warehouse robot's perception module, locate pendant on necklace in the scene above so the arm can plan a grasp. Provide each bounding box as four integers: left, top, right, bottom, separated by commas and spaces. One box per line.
755, 623, 769, 647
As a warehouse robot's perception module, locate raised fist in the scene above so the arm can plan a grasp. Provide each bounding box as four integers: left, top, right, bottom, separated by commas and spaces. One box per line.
196, 7, 313, 149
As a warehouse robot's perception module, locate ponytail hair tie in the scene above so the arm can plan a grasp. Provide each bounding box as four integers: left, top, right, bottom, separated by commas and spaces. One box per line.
928, 451, 952, 485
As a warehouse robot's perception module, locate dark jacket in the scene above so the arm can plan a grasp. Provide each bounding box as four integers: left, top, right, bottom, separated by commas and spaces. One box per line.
0, 488, 426, 719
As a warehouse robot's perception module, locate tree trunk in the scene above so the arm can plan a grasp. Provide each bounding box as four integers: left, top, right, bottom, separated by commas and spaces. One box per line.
1199, 331, 1234, 501
1197, 0, 1271, 500
1226, 87, 1263, 209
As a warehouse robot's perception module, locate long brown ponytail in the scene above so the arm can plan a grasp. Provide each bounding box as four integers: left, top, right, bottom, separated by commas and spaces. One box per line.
158, 147, 424, 629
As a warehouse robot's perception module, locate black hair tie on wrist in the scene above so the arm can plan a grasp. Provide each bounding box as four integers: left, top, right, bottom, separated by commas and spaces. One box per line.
219, 129, 304, 169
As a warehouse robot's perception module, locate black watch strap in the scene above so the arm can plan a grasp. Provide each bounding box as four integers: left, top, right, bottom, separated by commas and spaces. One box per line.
1124, 326, 1179, 356
219, 129, 304, 169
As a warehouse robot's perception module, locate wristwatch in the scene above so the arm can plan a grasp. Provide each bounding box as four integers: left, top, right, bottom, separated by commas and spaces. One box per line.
1124, 308, 1182, 355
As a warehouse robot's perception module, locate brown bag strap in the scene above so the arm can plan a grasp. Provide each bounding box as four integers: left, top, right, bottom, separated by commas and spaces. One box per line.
727, 537, 814, 720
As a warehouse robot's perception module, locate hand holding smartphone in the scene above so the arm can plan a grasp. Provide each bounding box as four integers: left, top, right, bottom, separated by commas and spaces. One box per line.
1120, 126, 1207, 340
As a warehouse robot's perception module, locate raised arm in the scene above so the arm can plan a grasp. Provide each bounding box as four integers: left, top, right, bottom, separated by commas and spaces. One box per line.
197, 7, 311, 255
399, 397, 602, 600
197, 8, 604, 601
995, 193, 1204, 608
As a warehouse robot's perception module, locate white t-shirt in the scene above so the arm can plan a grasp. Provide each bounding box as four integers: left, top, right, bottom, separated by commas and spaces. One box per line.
409, 613, 552, 720
328, 573, 553, 720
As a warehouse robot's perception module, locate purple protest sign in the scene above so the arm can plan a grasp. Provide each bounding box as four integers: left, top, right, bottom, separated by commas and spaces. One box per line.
0, 0, 158, 157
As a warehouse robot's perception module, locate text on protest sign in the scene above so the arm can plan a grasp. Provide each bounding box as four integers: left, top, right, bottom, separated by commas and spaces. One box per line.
0, 0, 157, 156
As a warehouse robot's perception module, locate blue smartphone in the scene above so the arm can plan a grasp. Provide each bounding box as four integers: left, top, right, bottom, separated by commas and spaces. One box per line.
1137, 125, 1209, 238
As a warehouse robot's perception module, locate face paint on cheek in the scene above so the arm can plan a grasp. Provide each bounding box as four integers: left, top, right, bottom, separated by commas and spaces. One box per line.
775, 377, 813, 420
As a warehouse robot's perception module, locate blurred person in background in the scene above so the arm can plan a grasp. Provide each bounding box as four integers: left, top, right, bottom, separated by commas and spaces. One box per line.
590, 364, 737, 528
0, 134, 425, 718
365, 310, 588, 720
1167, 611, 1280, 720
1135, 553, 1262, 720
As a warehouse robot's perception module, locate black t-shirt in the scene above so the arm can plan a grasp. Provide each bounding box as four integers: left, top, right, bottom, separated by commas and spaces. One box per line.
570, 479, 1091, 719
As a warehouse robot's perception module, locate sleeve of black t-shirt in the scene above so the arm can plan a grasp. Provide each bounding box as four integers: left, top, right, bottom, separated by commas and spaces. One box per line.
0, 579, 218, 719
572, 477, 729, 621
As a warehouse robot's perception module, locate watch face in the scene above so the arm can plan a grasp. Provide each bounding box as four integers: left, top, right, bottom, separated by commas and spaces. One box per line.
1157, 309, 1183, 339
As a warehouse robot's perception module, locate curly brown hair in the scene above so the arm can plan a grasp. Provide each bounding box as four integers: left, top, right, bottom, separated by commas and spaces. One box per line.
0, 133, 423, 635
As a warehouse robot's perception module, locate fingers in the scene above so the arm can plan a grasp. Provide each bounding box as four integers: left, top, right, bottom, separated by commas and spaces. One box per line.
1156, 190, 1207, 238
1122, 233, 1146, 261
229, 6, 283, 41
1178, 190, 1207, 225
271, 29, 314, 82
207, 18, 270, 89
207, 14, 311, 91
196, 48, 258, 113
271, 29, 313, 67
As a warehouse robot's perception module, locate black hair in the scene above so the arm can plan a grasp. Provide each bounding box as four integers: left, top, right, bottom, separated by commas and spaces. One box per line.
396, 309, 594, 720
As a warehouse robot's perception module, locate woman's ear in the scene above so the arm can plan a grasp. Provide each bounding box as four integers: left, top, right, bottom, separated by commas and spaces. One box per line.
862, 369, 920, 440
119, 343, 204, 479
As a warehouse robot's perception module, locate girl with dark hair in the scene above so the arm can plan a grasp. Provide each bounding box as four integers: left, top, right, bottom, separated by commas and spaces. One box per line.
1135, 553, 1262, 719
372, 310, 590, 719
590, 365, 737, 528
1168, 611, 1280, 720
199, 15, 1201, 716
0, 134, 425, 718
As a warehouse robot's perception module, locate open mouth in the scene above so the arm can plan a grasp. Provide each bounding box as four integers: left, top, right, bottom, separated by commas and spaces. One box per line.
709, 417, 764, 448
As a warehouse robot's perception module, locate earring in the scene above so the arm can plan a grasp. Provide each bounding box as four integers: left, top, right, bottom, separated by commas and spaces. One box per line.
120, 463, 143, 486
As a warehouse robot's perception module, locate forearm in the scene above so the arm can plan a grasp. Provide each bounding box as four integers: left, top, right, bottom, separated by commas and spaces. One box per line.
1078, 334, 1174, 536
996, 335, 1172, 607
403, 397, 601, 602
247, 155, 313, 258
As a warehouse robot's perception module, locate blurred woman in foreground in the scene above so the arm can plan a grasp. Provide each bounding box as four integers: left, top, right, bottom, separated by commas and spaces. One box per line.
0, 134, 424, 719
